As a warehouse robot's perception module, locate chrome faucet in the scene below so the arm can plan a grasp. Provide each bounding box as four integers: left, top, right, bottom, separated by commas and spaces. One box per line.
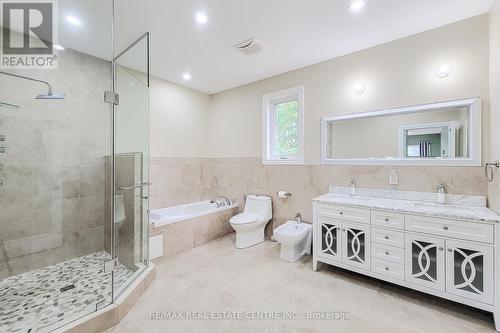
295, 213, 302, 224
437, 181, 447, 204
350, 177, 356, 196
216, 196, 231, 207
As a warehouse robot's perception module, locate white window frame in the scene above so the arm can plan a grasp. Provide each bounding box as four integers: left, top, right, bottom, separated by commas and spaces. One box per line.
262, 86, 304, 165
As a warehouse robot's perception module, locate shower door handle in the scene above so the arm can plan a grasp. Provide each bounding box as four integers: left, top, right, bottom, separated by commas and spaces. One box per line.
117, 182, 151, 191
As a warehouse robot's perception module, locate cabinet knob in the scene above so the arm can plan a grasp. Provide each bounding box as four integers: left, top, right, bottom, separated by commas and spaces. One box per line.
384, 235, 389, 240
443, 226, 449, 230
447, 248, 453, 253
339, 212, 344, 215
342, 228, 346, 232
385, 267, 390, 271
438, 247, 443, 251
385, 251, 390, 256
384, 218, 389, 222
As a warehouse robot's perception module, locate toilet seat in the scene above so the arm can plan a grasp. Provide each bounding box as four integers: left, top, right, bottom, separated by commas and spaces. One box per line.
229, 213, 260, 225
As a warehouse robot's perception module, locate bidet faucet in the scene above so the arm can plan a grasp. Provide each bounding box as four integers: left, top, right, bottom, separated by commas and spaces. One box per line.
295, 213, 302, 224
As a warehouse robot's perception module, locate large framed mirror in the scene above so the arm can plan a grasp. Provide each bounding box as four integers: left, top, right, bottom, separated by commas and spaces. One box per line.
321, 98, 481, 166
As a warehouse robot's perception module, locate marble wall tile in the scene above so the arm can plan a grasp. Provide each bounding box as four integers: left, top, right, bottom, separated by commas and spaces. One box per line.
150, 157, 488, 239
150, 157, 215, 209
488, 168, 500, 213
0, 37, 111, 277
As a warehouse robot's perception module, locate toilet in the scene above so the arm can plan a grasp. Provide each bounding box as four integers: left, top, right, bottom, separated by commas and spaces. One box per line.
274, 221, 312, 262
229, 195, 272, 248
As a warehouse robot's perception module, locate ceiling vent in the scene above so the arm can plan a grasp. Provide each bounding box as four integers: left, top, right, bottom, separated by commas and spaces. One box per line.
233, 38, 267, 56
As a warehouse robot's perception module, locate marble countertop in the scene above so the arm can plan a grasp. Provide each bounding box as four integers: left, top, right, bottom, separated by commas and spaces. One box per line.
313, 193, 500, 223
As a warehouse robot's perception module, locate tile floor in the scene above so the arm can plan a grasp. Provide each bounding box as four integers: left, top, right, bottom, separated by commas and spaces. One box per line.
0, 251, 134, 333
107, 234, 496, 333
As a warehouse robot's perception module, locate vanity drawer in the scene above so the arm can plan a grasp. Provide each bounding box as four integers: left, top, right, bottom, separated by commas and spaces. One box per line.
371, 227, 405, 248
371, 211, 405, 230
405, 215, 493, 244
371, 258, 404, 281
371, 243, 404, 264
316, 204, 370, 225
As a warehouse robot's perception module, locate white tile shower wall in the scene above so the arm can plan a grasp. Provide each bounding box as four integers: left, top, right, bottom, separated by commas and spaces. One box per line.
0, 29, 111, 278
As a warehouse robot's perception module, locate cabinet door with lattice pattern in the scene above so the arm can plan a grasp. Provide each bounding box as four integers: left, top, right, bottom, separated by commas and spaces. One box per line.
317, 217, 342, 262
405, 233, 445, 291
341, 222, 370, 270
445, 240, 493, 304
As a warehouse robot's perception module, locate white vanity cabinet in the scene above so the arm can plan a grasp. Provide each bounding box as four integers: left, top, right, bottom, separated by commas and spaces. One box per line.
313, 200, 500, 331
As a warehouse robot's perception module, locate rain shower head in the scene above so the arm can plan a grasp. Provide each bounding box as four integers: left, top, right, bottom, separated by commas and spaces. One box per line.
35, 92, 66, 100
0, 71, 65, 100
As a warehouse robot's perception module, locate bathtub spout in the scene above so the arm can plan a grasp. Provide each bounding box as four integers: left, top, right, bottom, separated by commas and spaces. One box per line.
216, 196, 231, 207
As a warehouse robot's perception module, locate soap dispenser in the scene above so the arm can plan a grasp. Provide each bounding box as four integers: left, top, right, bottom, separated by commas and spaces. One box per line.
350, 177, 356, 196
437, 181, 446, 204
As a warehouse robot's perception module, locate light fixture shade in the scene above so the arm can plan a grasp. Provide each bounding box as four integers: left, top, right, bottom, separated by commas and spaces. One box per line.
436, 65, 452, 78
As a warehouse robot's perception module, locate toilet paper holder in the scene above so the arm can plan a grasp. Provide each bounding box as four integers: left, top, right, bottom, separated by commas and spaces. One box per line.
277, 191, 292, 198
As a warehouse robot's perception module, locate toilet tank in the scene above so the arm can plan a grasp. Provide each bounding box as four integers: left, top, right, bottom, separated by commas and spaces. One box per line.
244, 195, 272, 220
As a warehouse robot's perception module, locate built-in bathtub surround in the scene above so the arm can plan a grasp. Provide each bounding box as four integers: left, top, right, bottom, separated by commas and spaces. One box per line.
150, 201, 238, 258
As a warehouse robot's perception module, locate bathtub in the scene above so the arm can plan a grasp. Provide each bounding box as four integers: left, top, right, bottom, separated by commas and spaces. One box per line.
150, 200, 240, 228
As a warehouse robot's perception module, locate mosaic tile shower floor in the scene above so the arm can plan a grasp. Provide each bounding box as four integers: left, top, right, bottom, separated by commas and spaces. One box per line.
0, 251, 134, 333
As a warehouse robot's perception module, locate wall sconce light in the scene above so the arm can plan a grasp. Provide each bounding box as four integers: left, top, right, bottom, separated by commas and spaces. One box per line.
436, 65, 452, 78
353, 81, 366, 94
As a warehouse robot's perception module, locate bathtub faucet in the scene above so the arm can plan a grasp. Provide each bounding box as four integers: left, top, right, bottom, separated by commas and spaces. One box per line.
215, 196, 231, 207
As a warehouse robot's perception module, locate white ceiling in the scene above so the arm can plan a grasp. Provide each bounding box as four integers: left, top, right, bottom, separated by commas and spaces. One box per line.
60, 0, 494, 94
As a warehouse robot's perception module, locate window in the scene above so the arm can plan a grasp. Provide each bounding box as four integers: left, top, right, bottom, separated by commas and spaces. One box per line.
262, 86, 304, 164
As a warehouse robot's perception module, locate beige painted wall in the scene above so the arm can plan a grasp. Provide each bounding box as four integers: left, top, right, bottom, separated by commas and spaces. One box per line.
150, 77, 212, 158
489, 5, 500, 213
209, 15, 490, 164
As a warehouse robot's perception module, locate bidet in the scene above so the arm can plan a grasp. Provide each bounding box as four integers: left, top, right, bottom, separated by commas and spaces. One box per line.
274, 220, 312, 262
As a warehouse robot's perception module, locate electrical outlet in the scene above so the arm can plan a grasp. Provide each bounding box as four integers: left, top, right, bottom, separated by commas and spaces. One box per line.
389, 169, 399, 185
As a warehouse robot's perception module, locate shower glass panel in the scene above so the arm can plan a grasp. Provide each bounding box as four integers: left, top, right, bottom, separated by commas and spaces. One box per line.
112, 33, 150, 297
0, 0, 115, 331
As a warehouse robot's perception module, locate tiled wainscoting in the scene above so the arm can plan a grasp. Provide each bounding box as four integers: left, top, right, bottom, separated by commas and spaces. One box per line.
151, 157, 487, 235
150, 207, 238, 259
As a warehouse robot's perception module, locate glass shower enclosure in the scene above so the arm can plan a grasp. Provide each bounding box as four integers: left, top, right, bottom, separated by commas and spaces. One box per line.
0, 1, 149, 332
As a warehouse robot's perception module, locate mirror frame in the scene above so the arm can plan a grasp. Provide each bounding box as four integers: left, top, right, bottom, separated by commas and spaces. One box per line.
320, 98, 481, 166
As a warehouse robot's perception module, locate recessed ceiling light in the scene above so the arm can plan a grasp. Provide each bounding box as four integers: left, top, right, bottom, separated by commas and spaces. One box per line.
54, 44, 65, 50
349, 0, 366, 11
183, 73, 191, 80
66, 15, 82, 26
195, 12, 208, 24
353, 81, 366, 94
436, 65, 452, 78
